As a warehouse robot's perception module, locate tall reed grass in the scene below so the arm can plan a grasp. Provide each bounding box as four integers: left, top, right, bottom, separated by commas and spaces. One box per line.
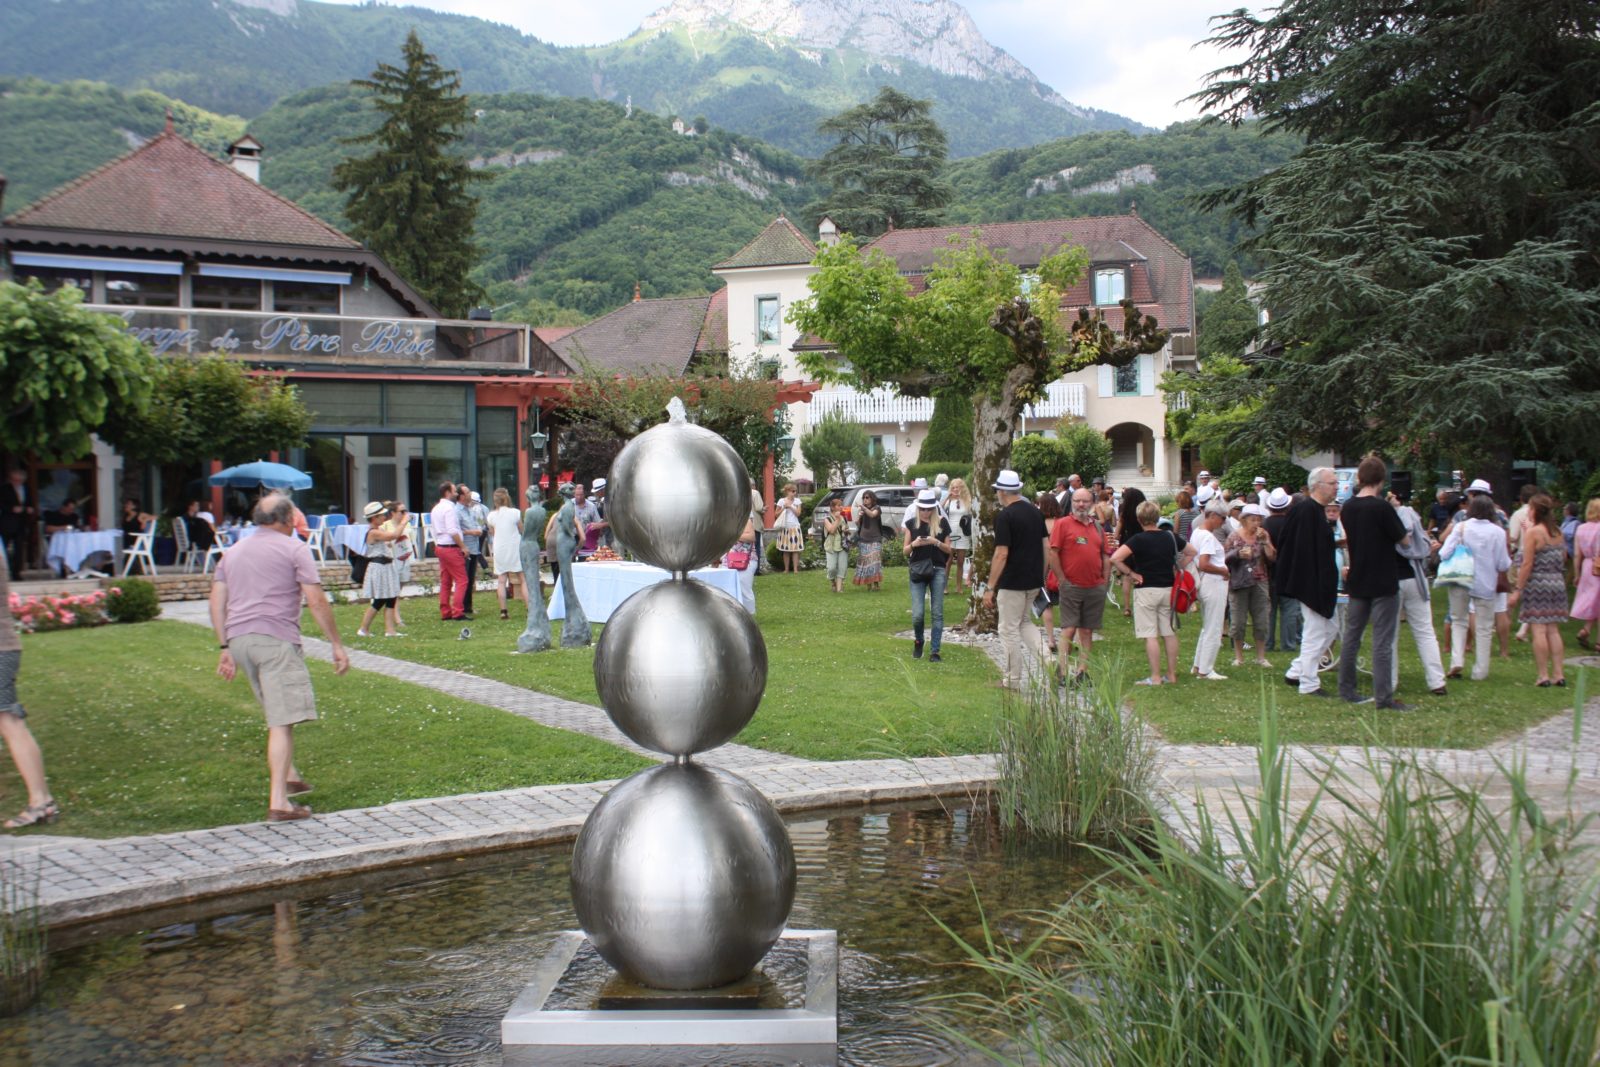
992, 651, 1157, 843
0, 857, 46, 1016
947, 682, 1600, 1066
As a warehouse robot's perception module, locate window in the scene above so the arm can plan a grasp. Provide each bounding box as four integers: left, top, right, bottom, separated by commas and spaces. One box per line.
387, 383, 468, 429
13, 266, 92, 295
1093, 269, 1126, 306
756, 296, 780, 346
1114, 360, 1139, 396
104, 272, 180, 307
273, 280, 340, 315
298, 381, 383, 429
192, 275, 261, 310
475, 407, 518, 499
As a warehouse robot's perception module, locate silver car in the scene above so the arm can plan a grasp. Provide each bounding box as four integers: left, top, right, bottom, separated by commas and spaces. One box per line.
810, 485, 918, 539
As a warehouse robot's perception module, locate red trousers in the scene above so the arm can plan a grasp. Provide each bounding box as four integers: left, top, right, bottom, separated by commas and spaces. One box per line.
436, 545, 467, 619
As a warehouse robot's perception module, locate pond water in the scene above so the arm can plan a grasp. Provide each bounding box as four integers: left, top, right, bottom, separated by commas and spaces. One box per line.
2, 802, 1100, 1066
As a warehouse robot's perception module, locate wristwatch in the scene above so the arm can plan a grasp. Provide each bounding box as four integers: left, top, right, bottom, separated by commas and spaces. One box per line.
218, 643, 230, 651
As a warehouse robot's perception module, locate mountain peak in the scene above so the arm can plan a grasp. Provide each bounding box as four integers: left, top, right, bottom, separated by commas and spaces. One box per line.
639, 0, 1085, 115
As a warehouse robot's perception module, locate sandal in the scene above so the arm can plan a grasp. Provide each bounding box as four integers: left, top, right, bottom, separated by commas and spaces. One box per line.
499, 610, 510, 620
4, 800, 59, 829
1578, 632, 1593, 651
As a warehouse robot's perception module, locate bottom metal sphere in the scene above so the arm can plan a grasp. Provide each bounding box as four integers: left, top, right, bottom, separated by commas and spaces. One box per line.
570, 762, 796, 990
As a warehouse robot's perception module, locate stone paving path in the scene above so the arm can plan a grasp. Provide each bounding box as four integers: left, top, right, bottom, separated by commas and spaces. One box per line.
5, 600, 1595, 928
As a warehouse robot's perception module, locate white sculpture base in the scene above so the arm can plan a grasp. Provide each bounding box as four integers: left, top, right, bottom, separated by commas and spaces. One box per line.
501, 929, 838, 1066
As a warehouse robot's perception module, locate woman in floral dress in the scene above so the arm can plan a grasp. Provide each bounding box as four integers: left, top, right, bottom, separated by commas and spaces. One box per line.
852, 490, 885, 590
1508, 493, 1569, 687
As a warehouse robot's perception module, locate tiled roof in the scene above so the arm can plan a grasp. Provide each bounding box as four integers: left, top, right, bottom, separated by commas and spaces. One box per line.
4, 130, 360, 249
533, 326, 579, 345
713, 216, 818, 270
551, 295, 714, 375
695, 286, 728, 357
864, 215, 1193, 333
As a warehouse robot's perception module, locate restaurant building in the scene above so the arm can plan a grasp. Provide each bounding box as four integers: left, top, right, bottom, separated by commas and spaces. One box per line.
0, 121, 572, 532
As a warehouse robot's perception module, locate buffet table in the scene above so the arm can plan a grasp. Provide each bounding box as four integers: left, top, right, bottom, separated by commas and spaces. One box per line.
548, 561, 744, 623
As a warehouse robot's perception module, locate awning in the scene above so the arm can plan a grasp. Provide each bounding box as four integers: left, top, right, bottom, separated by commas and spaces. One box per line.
198, 263, 352, 285
11, 251, 182, 275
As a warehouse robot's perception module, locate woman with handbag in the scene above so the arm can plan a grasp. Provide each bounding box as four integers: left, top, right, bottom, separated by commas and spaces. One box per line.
1111, 500, 1196, 686
903, 489, 952, 661
1439, 493, 1511, 681
852, 490, 886, 591
822, 504, 854, 593
1225, 503, 1276, 667
356, 501, 408, 638
945, 479, 975, 592
774, 484, 804, 573
1572, 498, 1600, 650
726, 516, 757, 613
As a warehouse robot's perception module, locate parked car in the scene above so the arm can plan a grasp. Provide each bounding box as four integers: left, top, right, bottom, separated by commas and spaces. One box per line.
809, 485, 919, 539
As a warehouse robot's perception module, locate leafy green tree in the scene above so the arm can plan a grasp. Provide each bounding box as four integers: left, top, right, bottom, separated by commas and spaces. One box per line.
1198, 262, 1257, 360
790, 235, 1166, 624
806, 87, 953, 238
1195, 0, 1600, 491
99, 356, 313, 503
0, 281, 154, 460
1055, 422, 1114, 484
920, 392, 974, 463
800, 410, 871, 487
333, 31, 489, 317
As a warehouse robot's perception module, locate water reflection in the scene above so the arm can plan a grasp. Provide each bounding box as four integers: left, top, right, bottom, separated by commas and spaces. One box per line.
1, 803, 1099, 1066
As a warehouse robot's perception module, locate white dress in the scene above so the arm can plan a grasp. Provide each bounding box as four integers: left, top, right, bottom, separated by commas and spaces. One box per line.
488, 506, 523, 574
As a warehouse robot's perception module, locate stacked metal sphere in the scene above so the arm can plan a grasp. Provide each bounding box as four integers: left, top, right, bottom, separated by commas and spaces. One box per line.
570, 403, 796, 990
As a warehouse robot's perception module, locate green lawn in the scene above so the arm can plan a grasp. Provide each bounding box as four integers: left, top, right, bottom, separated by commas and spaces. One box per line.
2, 621, 650, 838
315, 570, 1012, 761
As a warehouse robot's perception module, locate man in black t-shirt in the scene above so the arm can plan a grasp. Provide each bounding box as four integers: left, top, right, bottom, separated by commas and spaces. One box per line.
983, 469, 1048, 690
1262, 487, 1301, 652
42, 499, 83, 534
1337, 456, 1412, 709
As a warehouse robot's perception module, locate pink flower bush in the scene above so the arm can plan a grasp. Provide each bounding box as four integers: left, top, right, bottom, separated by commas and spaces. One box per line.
7, 591, 109, 634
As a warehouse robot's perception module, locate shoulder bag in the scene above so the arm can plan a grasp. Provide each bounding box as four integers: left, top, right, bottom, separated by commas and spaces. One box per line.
1169, 531, 1197, 615
1436, 541, 1475, 587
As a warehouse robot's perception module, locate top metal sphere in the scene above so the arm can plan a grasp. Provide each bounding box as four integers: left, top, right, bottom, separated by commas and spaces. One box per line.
607, 402, 751, 573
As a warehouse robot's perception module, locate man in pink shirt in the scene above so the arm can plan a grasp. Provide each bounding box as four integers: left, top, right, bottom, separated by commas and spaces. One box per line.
210, 492, 349, 822
430, 480, 468, 620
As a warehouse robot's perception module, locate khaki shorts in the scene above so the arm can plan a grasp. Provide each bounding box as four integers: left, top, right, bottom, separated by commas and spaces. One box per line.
1060, 584, 1108, 630
1133, 586, 1176, 638
231, 633, 318, 728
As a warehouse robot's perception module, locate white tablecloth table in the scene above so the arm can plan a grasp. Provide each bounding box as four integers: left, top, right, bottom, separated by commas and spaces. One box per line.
548, 561, 744, 623
46, 530, 121, 574
330, 524, 367, 557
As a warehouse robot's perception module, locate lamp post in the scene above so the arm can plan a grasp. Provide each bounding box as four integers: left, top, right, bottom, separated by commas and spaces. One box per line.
776, 432, 796, 464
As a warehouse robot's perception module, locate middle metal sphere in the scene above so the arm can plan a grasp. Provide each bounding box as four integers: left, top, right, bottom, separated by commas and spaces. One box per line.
593, 579, 767, 756
571, 762, 797, 990
607, 417, 751, 573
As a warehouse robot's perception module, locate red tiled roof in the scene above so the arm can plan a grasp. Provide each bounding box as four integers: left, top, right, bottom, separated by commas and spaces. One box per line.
863, 215, 1193, 333
713, 216, 818, 270
533, 326, 579, 345
4, 130, 360, 249
695, 286, 729, 356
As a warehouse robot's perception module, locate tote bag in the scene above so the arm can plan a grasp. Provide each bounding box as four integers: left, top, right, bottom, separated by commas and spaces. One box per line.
1436, 542, 1475, 587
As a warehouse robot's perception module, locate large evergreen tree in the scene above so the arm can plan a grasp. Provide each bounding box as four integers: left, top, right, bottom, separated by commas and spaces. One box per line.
920, 393, 974, 463
1197, 262, 1257, 361
806, 87, 953, 239
333, 31, 488, 318
1196, 0, 1600, 488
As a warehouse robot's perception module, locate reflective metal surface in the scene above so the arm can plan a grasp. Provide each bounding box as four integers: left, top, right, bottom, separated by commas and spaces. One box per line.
593, 579, 767, 756
570, 763, 797, 990
606, 403, 751, 573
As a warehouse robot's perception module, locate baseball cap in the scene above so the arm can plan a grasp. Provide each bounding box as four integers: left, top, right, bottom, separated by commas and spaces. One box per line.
1467, 478, 1492, 495
1266, 488, 1292, 510
992, 469, 1023, 492
592, 477, 607, 490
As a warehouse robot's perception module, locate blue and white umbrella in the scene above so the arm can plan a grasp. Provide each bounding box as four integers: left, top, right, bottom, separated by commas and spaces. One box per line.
208, 461, 313, 490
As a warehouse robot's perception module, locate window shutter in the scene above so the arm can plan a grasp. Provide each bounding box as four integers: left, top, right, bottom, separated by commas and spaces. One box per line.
1098, 364, 1113, 397
1138, 354, 1155, 396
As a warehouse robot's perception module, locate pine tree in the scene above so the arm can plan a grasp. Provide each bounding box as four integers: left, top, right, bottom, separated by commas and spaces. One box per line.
805, 87, 953, 239
333, 31, 488, 318
1195, 0, 1600, 484
920, 392, 974, 462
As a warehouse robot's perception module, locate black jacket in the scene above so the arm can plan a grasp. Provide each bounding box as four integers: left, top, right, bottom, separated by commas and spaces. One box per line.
1273, 498, 1338, 618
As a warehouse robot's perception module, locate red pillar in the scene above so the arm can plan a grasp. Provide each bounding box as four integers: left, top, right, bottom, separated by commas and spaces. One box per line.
209, 459, 224, 518
763, 449, 776, 528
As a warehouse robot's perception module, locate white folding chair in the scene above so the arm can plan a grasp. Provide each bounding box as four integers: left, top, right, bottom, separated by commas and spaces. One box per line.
202, 539, 226, 574
305, 514, 326, 562
171, 515, 198, 572
120, 522, 158, 576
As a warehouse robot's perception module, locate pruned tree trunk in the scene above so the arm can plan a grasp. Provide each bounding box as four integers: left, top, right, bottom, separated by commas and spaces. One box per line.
962, 362, 1034, 631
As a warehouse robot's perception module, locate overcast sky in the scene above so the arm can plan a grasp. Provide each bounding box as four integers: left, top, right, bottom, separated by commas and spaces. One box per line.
316, 0, 1237, 129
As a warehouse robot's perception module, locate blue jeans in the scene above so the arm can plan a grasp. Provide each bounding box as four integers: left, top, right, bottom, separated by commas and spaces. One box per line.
1270, 590, 1303, 651
910, 567, 947, 651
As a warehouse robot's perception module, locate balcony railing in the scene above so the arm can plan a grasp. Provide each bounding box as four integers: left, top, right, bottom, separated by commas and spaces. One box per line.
811, 381, 1087, 425
84, 305, 551, 372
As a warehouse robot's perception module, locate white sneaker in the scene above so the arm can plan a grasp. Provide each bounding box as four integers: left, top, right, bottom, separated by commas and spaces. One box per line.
1201, 671, 1229, 681
356, 629, 372, 637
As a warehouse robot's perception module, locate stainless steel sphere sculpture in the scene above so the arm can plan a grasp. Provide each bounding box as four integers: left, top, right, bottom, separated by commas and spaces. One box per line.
571, 398, 796, 991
